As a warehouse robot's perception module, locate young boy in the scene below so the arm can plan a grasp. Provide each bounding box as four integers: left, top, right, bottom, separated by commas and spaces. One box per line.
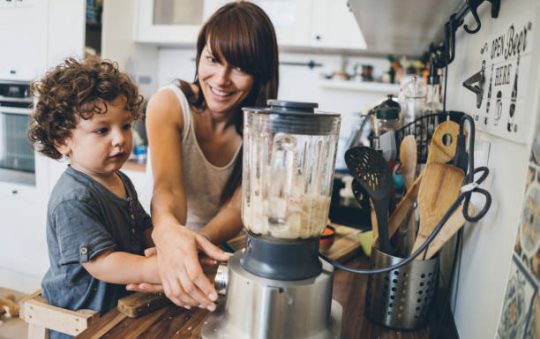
28, 57, 159, 338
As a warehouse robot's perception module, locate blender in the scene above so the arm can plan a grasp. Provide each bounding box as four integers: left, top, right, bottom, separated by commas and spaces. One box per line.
201, 100, 342, 339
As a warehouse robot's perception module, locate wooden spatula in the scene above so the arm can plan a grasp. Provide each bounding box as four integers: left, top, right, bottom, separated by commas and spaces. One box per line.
426, 120, 460, 164
424, 204, 475, 259
387, 120, 462, 239
411, 162, 465, 258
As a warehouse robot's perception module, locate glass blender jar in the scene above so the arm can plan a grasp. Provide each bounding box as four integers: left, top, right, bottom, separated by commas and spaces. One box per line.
241, 100, 341, 280
202, 100, 342, 339
243, 100, 341, 240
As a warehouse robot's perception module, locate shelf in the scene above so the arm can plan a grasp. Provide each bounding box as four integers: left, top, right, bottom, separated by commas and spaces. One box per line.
319, 79, 400, 95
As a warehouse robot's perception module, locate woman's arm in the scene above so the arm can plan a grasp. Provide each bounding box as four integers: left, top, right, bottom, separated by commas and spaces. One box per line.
81, 251, 160, 285
199, 186, 243, 244
146, 89, 230, 311
146, 89, 188, 227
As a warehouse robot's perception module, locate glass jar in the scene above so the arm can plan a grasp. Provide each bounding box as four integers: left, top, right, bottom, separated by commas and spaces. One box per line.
242, 100, 341, 240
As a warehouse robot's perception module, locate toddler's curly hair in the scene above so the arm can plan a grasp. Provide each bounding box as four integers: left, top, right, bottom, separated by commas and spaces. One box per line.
28, 57, 144, 159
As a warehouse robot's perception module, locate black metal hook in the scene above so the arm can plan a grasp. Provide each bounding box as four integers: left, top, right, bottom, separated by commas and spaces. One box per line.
463, 0, 501, 34
464, 0, 482, 34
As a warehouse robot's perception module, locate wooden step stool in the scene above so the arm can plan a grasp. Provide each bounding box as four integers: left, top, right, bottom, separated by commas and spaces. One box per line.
19, 290, 98, 339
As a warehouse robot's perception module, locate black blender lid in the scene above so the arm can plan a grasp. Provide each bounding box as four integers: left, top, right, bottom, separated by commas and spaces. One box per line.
242, 100, 340, 135
267, 100, 318, 114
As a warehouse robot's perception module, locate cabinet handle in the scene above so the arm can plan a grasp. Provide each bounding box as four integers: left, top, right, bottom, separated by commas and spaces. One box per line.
315, 35, 322, 41
11, 189, 18, 195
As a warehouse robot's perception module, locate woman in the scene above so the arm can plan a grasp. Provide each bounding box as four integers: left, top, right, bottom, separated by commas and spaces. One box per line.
140, 2, 279, 311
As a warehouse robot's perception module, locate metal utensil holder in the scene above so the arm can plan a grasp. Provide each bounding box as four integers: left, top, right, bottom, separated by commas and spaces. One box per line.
395, 111, 464, 163
365, 247, 439, 330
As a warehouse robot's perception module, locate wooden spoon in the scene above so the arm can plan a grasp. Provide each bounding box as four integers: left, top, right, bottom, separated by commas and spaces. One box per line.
400, 135, 417, 189
411, 162, 465, 258
392, 136, 418, 255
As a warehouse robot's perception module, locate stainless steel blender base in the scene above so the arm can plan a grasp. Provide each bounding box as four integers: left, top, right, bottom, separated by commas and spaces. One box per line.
201, 251, 342, 339
202, 299, 342, 339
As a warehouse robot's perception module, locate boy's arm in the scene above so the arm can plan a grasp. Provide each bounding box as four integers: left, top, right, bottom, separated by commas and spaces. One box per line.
144, 228, 155, 248
81, 251, 160, 285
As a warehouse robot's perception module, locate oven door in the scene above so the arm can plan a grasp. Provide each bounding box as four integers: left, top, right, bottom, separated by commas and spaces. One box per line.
0, 106, 35, 185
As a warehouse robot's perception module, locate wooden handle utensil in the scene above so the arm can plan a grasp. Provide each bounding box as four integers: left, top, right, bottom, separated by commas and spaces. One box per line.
424, 204, 474, 259
411, 163, 464, 258
400, 135, 417, 189
388, 120, 462, 240
426, 120, 460, 165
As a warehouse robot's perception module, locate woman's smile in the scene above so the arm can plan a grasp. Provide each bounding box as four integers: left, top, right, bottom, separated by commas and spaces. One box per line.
208, 84, 236, 99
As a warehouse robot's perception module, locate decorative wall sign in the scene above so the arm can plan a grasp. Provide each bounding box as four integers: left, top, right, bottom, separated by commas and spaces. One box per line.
469, 17, 537, 144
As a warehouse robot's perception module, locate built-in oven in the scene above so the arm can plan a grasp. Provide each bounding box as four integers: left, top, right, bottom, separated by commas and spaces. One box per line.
0, 80, 35, 185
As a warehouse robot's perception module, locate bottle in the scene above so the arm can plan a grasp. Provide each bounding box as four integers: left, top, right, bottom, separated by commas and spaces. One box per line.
508, 54, 519, 132
400, 75, 426, 125
424, 64, 442, 114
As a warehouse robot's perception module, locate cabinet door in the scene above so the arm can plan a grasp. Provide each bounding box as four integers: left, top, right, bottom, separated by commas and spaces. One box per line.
252, 0, 313, 47
135, 0, 229, 44
0, 182, 49, 279
311, 0, 366, 50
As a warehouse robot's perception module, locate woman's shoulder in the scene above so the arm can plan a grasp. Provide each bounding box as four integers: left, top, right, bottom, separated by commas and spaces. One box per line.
146, 85, 186, 126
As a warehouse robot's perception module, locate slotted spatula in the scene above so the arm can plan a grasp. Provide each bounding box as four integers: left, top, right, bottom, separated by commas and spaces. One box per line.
352, 179, 378, 240
346, 146, 393, 254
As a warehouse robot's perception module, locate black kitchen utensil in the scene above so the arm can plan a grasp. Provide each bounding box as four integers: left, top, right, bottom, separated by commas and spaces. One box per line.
351, 178, 370, 209
345, 146, 393, 253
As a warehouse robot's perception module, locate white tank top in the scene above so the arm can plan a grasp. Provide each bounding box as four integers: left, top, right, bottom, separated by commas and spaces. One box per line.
143, 84, 241, 230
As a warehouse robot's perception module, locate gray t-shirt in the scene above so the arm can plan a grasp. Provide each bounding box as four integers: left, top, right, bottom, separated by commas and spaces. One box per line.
42, 166, 151, 338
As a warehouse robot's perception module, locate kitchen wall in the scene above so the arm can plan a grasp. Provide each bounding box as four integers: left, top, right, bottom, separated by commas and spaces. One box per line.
443, 0, 540, 338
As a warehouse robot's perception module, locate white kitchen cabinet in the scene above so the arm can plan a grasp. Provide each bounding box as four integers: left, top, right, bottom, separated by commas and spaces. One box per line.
251, 0, 313, 47
257, 0, 365, 50
0, 181, 48, 278
309, 0, 365, 50
0, 153, 50, 292
135, 0, 365, 50
135, 0, 229, 44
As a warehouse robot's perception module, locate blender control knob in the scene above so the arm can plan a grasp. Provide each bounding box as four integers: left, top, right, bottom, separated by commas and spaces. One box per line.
214, 264, 229, 296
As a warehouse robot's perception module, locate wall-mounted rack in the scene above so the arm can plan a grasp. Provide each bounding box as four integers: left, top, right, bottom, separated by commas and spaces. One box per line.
424, 0, 500, 69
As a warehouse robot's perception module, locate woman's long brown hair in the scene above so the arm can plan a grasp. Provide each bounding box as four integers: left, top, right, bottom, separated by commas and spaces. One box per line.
178, 2, 279, 205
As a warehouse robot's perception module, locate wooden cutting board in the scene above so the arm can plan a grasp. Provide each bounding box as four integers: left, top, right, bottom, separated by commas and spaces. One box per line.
321, 224, 364, 262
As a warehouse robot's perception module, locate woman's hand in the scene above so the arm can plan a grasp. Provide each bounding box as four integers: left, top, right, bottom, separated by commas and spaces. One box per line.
153, 224, 231, 311
126, 247, 219, 293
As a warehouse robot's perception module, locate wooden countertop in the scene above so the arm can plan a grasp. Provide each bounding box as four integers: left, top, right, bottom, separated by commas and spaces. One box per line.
76, 254, 438, 339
